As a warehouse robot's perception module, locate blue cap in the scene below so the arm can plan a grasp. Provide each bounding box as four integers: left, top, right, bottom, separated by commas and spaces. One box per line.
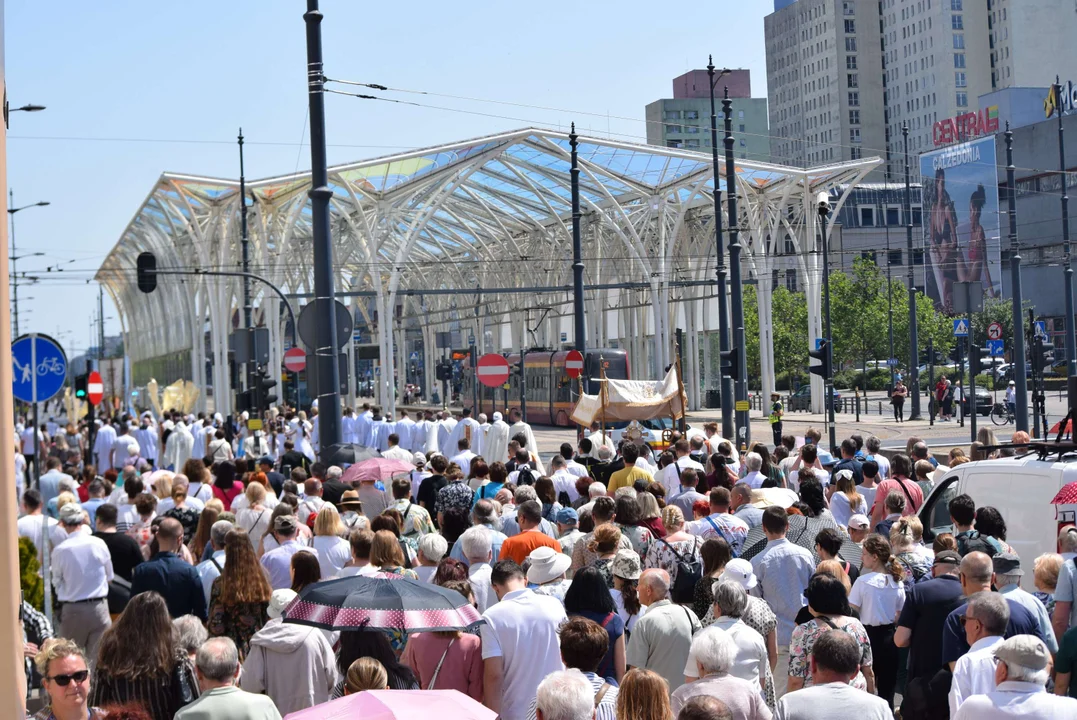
556, 507, 579, 525
257, 456, 274, 467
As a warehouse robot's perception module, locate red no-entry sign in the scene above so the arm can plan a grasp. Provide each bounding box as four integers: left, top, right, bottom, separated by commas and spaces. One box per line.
565, 350, 585, 379
87, 371, 104, 406
283, 348, 307, 372
476, 353, 510, 388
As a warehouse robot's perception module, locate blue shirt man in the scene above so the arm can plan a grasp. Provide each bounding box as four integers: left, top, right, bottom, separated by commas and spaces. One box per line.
130, 518, 207, 621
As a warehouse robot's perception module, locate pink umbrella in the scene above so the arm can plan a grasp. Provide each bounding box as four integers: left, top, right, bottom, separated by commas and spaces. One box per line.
1052, 482, 1077, 505
340, 457, 415, 484
284, 689, 496, 720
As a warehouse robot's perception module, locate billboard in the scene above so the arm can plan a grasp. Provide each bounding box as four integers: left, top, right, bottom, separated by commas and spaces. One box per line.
920, 136, 1002, 313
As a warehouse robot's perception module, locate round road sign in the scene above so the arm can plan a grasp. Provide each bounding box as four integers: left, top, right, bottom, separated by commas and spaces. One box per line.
283, 348, 307, 373
87, 371, 104, 406
565, 350, 585, 379
476, 353, 510, 388
987, 322, 1003, 341
11, 333, 68, 403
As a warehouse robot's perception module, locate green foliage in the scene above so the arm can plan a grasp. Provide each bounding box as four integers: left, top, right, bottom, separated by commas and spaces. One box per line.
19, 537, 43, 611
741, 285, 809, 383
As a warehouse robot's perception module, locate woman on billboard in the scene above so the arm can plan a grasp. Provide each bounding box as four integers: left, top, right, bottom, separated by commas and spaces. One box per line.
958, 185, 996, 295
928, 168, 960, 312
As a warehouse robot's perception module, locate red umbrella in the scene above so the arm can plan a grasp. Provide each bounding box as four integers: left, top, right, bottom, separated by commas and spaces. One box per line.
341, 457, 415, 484
1052, 482, 1077, 505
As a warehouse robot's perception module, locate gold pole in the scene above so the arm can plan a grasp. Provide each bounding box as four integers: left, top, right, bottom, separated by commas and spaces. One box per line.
673, 346, 687, 434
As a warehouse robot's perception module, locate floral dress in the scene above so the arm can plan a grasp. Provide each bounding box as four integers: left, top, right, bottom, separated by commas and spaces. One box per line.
164, 505, 202, 544
645, 535, 703, 586
618, 524, 654, 557
207, 576, 270, 660
789, 615, 873, 691
591, 558, 616, 588
896, 551, 932, 590
532, 578, 572, 603
702, 595, 778, 710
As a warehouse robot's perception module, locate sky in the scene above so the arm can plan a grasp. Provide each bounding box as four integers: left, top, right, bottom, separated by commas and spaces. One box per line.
5, 0, 770, 358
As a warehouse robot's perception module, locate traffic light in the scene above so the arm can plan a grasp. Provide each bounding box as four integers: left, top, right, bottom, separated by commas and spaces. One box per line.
969, 345, 988, 379
74, 373, 88, 399
436, 360, 452, 381
1032, 337, 1055, 374
719, 347, 740, 379
809, 340, 831, 379
257, 368, 279, 408
136, 251, 157, 293
235, 389, 255, 414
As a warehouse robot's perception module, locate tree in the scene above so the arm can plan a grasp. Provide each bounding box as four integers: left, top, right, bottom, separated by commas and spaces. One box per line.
829, 258, 889, 369
740, 285, 808, 387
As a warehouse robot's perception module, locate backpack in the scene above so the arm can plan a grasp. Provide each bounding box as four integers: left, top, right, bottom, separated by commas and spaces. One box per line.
516, 466, 535, 486
662, 536, 703, 605
956, 530, 996, 557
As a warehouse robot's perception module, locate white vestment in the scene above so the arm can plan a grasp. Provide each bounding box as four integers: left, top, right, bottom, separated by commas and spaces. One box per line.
446, 417, 483, 457
510, 420, 544, 472
484, 416, 511, 464
163, 423, 194, 471
437, 418, 458, 454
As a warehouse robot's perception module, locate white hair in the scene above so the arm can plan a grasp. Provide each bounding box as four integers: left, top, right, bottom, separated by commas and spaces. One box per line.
418, 533, 448, 564
326, 466, 343, 480
745, 452, 763, 472
514, 485, 538, 504
1002, 660, 1050, 685
1060, 526, 1077, 554
535, 669, 594, 720
460, 526, 492, 563
692, 626, 737, 675
640, 568, 670, 598
597, 446, 613, 461
995, 572, 1024, 589
614, 487, 638, 500
588, 482, 607, 499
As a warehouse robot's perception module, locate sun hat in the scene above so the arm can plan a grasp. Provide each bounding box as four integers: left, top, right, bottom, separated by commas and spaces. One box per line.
847, 514, 871, 530
413, 451, 427, 466
718, 558, 758, 590
612, 548, 642, 581
525, 546, 572, 585
338, 489, 363, 511
267, 589, 298, 619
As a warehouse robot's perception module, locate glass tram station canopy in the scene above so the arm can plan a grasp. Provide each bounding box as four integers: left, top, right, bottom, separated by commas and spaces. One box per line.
97, 127, 880, 417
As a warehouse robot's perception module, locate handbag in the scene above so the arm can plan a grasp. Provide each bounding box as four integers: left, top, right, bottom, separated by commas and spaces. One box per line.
172, 657, 196, 708
427, 637, 456, 689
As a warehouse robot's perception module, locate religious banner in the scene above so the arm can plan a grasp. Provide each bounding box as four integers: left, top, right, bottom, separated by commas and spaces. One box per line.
570, 365, 686, 426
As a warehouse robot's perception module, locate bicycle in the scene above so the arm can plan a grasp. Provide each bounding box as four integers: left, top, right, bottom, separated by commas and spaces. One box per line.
990, 401, 1014, 426
37, 356, 66, 376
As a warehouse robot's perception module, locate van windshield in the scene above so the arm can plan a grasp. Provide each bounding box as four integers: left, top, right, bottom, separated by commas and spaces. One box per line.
918, 472, 960, 541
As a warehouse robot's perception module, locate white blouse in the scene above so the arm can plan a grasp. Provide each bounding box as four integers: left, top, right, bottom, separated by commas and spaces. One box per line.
849, 570, 906, 626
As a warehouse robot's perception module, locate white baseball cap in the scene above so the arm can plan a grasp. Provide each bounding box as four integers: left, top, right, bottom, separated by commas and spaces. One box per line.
718, 558, 758, 591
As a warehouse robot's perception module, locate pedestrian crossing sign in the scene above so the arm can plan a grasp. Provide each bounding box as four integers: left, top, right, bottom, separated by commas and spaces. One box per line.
953, 319, 969, 336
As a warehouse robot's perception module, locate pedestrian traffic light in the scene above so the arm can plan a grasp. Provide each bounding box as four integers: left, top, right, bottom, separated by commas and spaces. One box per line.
719, 347, 739, 379
74, 372, 88, 399
969, 345, 988, 379
809, 340, 831, 379
136, 251, 157, 293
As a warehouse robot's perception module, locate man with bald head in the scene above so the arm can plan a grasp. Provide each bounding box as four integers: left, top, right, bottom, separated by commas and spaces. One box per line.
941, 552, 1044, 670
626, 568, 701, 692
130, 517, 208, 620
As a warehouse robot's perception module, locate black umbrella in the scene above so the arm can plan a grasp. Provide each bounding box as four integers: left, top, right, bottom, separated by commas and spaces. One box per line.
283, 573, 483, 633
739, 513, 862, 569
322, 442, 379, 467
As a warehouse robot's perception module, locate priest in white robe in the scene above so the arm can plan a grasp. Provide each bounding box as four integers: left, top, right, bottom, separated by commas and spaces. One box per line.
484, 412, 511, 464
437, 412, 457, 454
163, 420, 194, 471
395, 410, 417, 452
445, 408, 483, 457
508, 410, 544, 473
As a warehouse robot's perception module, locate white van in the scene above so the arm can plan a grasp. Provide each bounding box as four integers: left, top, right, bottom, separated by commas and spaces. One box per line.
918, 452, 1077, 590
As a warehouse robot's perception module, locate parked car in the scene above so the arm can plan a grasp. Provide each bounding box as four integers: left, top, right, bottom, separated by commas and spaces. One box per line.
608, 417, 690, 454
960, 385, 993, 416
788, 385, 842, 411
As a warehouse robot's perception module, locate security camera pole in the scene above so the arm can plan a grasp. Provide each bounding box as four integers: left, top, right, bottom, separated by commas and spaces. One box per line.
818, 193, 836, 454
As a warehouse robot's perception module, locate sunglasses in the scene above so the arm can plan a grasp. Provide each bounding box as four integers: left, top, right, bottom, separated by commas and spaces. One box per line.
47, 670, 89, 686
958, 615, 981, 628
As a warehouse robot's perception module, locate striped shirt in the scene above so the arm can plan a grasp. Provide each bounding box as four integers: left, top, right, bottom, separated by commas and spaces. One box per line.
89, 653, 199, 720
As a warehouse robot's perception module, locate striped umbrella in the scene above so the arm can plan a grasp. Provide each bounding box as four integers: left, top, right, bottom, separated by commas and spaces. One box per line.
283, 574, 483, 633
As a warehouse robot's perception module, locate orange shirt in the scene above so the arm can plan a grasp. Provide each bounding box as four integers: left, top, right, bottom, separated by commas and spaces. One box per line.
498, 529, 563, 566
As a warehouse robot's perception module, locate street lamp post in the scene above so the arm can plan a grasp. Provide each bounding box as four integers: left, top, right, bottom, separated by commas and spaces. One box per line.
887, 231, 894, 393
707, 59, 734, 441
903, 125, 922, 420
1055, 78, 1076, 381
723, 87, 750, 449
8, 191, 50, 337
1006, 124, 1030, 433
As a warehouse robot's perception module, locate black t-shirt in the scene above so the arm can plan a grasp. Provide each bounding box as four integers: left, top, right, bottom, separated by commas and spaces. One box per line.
594, 459, 624, 487
896, 574, 965, 681
279, 450, 310, 478
834, 457, 864, 485
322, 479, 351, 507
265, 470, 285, 496
417, 474, 448, 514
94, 531, 144, 581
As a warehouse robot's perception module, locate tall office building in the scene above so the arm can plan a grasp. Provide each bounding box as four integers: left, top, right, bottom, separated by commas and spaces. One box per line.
880, 0, 991, 176
989, 0, 1077, 90
644, 69, 770, 161
764, 0, 887, 171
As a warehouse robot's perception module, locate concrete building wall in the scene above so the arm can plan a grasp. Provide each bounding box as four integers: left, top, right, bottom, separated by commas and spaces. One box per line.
644, 97, 770, 161
672, 69, 752, 100
992, 0, 1077, 90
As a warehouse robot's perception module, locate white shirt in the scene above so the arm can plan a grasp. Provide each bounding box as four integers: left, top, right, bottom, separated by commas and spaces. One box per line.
133, 427, 159, 460
683, 617, 767, 687
93, 425, 118, 470
111, 435, 140, 465
260, 541, 316, 590
657, 456, 706, 496
953, 680, 1077, 720
742, 470, 767, 489
382, 445, 412, 462
480, 588, 567, 720
336, 564, 380, 579
468, 561, 497, 614
949, 635, 1005, 717
196, 550, 226, 607
297, 497, 325, 525
848, 571, 906, 626
311, 535, 351, 579
450, 450, 477, 478
156, 495, 206, 516
788, 466, 830, 493
550, 469, 581, 503
565, 460, 590, 478
17, 514, 58, 565
51, 532, 114, 602
20, 428, 43, 455
610, 588, 645, 634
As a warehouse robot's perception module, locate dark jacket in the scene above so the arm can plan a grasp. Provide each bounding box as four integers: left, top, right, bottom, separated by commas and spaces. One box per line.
130, 551, 207, 621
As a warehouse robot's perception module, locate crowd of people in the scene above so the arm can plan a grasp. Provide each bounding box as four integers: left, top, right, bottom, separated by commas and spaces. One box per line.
14, 406, 1077, 720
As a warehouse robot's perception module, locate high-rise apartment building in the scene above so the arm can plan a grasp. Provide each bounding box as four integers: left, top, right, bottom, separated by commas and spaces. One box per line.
988, 0, 1077, 90
764, 0, 887, 171
644, 69, 770, 161
880, 0, 991, 176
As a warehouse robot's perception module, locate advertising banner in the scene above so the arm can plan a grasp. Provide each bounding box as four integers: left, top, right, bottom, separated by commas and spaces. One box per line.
920, 136, 1002, 313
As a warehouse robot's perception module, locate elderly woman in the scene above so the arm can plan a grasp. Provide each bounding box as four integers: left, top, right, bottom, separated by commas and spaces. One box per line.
173, 615, 208, 663
683, 580, 769, 699
670, 626, 771, 719
35, 638, 103, 719
644, 505, 702, 588
1034, 553, 1063, 617
636, 492, 666, 539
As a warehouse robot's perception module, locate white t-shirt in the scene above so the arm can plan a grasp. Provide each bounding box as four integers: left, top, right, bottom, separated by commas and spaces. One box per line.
848, 571, 906, 626
20, 428, 41, 455
682, 617, 767, 687
17, 514, 58, 564
830, 492, 868, 528
311, 535, 351, 579
788, 466, 830, 493
480, 588, 567, 720
112, 435, 140, 463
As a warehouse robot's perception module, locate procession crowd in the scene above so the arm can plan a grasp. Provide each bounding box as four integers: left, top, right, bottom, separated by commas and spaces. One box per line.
14, 403, 1077, 720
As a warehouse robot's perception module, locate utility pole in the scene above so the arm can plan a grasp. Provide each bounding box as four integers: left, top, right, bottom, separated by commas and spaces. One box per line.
303, 0, 342, 449
1006, 124, 1030, 433
238, 129, 256, 414
887, 231, 894, 393
819, 199, 836, 454
570, 124, 586, 360
903, 124, 921, 420
723, 87, 750, 449
1054, 78, 1076, 381
707, 58, 734, 441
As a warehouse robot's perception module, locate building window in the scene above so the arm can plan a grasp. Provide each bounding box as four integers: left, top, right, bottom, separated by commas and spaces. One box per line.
666, 124, 682, 133
912, 248, 925, 265
848, 73, 859, 88
849, 110, 860, 124
954, 53, 966, 68
786, 269, 798, 291
954, 34, 964, 49
784, 237, 795, 254
845, 19, 856, 33
666, 140, 683, 148
912, 206, 923, 224
860, 207, 875, 226
684, 110, 699, 119
951, 0, 963, 9
684, 125, 699, 133
888, 249, 903, 265
739, 124, 746, 132
851, 146, 862, 159
843, 1, 854, 16
955, 71, 967, 87
861, 250, 877, 263
664, 110, 682, 120
845, 37, 858, 52
847, 55, 858, 69
685, 139, 700, 148
739, 110, 745, 119
956, 92, 968, 107
850, 127, 862, 143
848, 91, 860, 106
952, 14, 963, 30
886, 207, 900, 225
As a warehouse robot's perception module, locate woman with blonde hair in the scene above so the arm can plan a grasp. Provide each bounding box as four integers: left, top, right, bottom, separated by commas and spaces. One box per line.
636, 491, 666, 539
35, 638, 102, 719
644, 505, 702, 589
849, 534, 905, 709
587, 524, 623, 588
829, 470, 866, 528
235, 482, 271, 552
344, 657, 390, 694
815, 558, 852, 593
312, 504, 351, 578
615, 668, 671, 720
889, 516, 932, 587
1033, 552, 1063, 617
152, 473, 173, 503
207, 528, 272, 659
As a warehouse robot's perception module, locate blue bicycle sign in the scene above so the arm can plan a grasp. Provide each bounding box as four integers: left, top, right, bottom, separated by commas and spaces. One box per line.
11, 334, 68, 403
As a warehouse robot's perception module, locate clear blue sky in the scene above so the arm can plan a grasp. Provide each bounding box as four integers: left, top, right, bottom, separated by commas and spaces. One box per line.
5, 0, 769, 356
